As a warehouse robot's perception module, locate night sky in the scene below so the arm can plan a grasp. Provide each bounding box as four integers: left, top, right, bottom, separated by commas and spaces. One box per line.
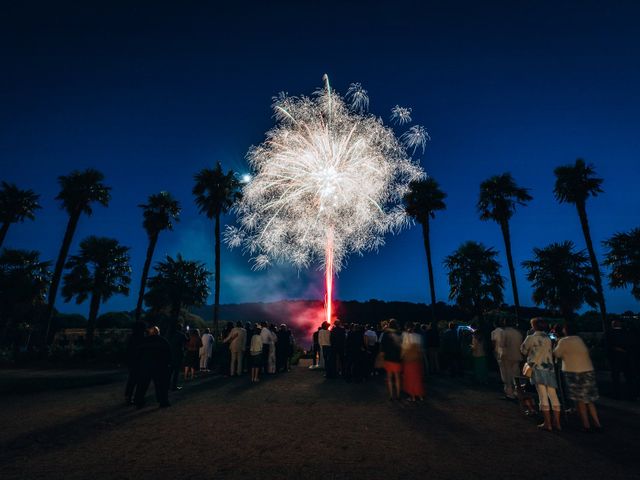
2, 1, 639, 315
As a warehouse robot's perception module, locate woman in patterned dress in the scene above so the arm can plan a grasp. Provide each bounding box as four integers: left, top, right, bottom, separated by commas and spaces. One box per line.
521, 318, 562, 432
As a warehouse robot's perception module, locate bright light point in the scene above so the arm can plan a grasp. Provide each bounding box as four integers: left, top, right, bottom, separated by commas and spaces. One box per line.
241, 173, 252, 183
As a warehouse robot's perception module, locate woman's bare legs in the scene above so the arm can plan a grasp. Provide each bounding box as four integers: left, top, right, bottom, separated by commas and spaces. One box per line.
587, 403, 602, 428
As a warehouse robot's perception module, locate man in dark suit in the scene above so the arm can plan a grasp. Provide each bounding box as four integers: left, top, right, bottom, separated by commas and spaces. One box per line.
330, 319, 346, 377
134, 326, 172, 408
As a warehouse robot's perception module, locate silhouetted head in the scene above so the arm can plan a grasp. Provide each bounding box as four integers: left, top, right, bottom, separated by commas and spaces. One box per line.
448, 322, 456, 330
204, 328, 210, 334
236, 321, 243, 328
388, 319, 398, 330
148, 326, 160, 336
530, 317, 547, 332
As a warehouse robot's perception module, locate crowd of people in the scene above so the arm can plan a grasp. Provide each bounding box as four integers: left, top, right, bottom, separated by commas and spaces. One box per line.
123, 321, 296, 408
123, 314, 637, 434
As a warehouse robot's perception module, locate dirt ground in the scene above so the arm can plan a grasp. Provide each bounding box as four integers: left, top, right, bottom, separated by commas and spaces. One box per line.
1, 362, 639, 480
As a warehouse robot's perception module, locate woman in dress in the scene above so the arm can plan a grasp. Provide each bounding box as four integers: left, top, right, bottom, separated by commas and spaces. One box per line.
401, 322, 425, 401
184, 328, 202, 380
380, 319, 403, 400
554, 323, 602, 432
521, 318, 562, 432
249, 326, 263, 383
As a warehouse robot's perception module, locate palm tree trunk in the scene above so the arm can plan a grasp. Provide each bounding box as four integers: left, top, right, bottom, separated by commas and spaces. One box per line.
44, 211, 81, 344
0, 222, 10, 249
499, 220, 520, 322
576, 203, 607, 332
214, 212, 221, 336
135, 233, 158, 322
86, 291, 101, 348
421, 220, 437, 323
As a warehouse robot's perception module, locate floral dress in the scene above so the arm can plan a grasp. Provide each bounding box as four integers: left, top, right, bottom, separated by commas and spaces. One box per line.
520, 332, 557, 388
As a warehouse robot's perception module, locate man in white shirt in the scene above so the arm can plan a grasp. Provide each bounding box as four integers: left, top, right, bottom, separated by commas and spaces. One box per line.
491, 319, 508, 397
318, 321, 331, 371
500, 318, 523, 399
259, 322, 273, 373
224, 321, 247, 376
199, 328, 215, 371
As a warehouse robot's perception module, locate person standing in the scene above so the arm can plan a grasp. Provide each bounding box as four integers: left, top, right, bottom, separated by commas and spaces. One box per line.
276, 324, 291, 373
318, 321, 332, 376
220, 322, 233, 376
491, 318, 506, 387
249, 326, 263, 383
402, 322, 425, 401
224, 321, 247, 376
521, 318, 562, 432
312, 327, 321, 368
470, 328, 488, 384
330, 319, 346, 377
134, 326, 171, 408
267, 324, 278, 374
168, 324, 188, 391
244, 322, 253, 373
259, 322, 272, 374
124, 321, 146, 404
363, 324, 378, 377
424, 322, 440, 374
200, 328, 215, 372
606, 319, 635, 400
500, 318, 524, 399
554, 323, 602, 432
381, 319, 403, 400
184, 329, 202, 380
441, 322, 462, 377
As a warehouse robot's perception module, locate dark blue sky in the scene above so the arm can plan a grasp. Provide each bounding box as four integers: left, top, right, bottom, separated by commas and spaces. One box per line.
2, 1, 639, 315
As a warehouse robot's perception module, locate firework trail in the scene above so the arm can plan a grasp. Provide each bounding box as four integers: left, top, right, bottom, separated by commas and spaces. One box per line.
226, 75, 427, 325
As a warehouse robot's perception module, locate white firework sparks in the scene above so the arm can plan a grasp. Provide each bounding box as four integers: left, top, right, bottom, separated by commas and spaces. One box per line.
400, 125, 430, 154
346, 82, 369, 113
390, 105, 412, 125
226, 75, 426, 274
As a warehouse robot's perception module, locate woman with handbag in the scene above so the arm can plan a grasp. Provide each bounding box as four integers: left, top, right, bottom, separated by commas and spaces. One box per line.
520, 318, 562, 432
553, 323, 602, 432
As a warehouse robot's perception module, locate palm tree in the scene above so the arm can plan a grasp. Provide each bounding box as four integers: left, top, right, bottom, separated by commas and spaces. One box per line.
522, 241, 598, 323
134, 191, 181, 322
45, 169, 111, 342
0, 182, 41, 248
477, 173, 532, 322
554, 158, 606, 330
444, 241, 504, 320
144, 254, 210, 333
0, 249, 51, 344
61, 236, 131, 347
603, 227, 640, 301
193, 163, 241, 334
403, 178, 447, 322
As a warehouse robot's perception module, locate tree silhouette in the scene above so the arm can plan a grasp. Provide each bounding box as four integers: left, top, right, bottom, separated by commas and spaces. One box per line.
62, 236, 131, 347
554, 158, 606, 330
134, 191, 181, 322
404, 177, 447, 322
522, 241, 598, 324
603, 227, 640, 301
0, 249, 50, 344
144, 254, 210, 334
45, 169, 111, 343
0, 182, 41, 248
193, 163, 241, 334
444, 241, 504, 320
477, 172, 531, 322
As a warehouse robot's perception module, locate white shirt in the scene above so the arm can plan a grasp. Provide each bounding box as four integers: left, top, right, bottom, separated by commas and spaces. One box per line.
250, 334, 263, 354
318, 329, 331, 347
260, 327, 273, 345
491, 327, 504, 359
500, 327, 523, 362
364, 330, 378, 346
201, 333, 214, 356
553, 336, 594, 373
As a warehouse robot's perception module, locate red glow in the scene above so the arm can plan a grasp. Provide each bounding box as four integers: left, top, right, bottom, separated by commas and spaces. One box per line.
325, 229, 334, 326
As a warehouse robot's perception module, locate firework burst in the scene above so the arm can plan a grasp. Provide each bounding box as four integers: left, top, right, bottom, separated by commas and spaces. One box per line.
226, 75, 427, 323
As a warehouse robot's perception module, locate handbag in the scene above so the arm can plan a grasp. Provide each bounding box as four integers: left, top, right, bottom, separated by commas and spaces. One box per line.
522, 362, 533, 378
